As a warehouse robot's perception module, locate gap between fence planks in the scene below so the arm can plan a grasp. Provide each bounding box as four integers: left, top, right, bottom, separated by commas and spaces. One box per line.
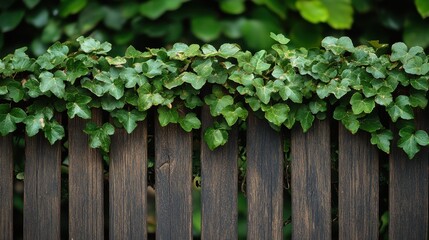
109, 122, 147, 239
338, 126, 379, 239
0, 135, 13, 240
155, 121, 193, 240
69, 109, 104, 239
389, 110, 429, 240
291, 120, 331, 240
247, 113, 284, 240
200, 106, 238, 239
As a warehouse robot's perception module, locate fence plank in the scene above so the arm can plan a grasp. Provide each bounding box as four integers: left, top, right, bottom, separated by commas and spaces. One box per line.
389, 111, 429, 240
109, 122, 147, 239
291, 120, 331, 240
69, 110, 104, 239
338, 125, 379, 240
201, 106, 238, 239
0, 135, 13, 240
247, 114, 284, 240
24, 133, 61, 240
155, 122, 192, 240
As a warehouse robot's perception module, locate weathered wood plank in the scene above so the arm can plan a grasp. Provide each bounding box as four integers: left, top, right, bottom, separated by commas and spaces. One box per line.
389, 111, 429, 240
0, 135, 13, 240
24, 132, 61, 240
109, 122, 147, 239
69, 110, 104, 239
338, 125, 379, 240
155, 121, 192, 240
246, 114, 284, 240
200, 106, 238, 239
291, 120, 331, 240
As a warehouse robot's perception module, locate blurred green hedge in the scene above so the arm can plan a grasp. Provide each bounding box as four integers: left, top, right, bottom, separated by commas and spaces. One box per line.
1, 0, 429, 56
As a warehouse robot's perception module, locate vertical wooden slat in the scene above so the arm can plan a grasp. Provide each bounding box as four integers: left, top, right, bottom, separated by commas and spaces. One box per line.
109, 122, 147, 239
0, 135, 13, 240
24, 132, 61, 240
338, 125, 379, 239
201, 106, 238, 239
291, 120, 331, 240
389, 111, 429, 240
155, 122, 192, 240
69, 110, 104, 239
247, 114, 284, 240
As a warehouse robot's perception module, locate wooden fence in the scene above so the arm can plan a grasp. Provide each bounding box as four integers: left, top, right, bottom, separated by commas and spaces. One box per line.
0, 107, 428, 240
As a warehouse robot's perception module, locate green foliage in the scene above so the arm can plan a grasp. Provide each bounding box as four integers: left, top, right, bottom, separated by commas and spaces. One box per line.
2, 34, 429, 158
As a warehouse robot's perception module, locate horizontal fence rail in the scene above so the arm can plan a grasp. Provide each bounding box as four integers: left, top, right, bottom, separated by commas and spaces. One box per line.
0, 113, 428, 240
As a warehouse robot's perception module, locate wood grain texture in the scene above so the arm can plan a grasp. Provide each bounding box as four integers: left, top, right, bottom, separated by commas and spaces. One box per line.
389, 110, 429, 240
109, 122, 147, 239
0, 135, 13, 240
291, 120, 331, 240
338, 125, 379, 240
24, 133, 62, 240
155, 122, 192, 240
200, 106, 238, 239
69, 110, 104, 239
246, 114, 284, 240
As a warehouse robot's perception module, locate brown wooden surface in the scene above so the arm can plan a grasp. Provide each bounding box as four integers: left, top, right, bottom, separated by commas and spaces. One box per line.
0, 135, 13, 240
200, 106, 238, 239
246, 114, 284, 240
24, 133, 61, 240
389, 111, 429, 240
291, 120, 331, 240
338, 125, 379, 240
69, 110, 104, 239
109, 122, 147, 239
155, 122, 193, 240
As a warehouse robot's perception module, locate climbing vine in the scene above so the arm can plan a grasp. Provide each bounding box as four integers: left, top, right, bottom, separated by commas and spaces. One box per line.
1, 33, 429, 158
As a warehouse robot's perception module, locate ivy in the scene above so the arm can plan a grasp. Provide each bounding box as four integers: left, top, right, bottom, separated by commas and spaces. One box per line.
2, 34, 429, 159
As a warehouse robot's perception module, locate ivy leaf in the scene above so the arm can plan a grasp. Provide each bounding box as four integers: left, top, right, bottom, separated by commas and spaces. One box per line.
36, 42, 69, 70
218, 43, 240, 58
350, 92, 375, 114
11, 47, 33, 72
43, 120, 65, 144
179, 113, 201, 132
0, 10, 25, 32
142, 59, 163, 78
83, 122, 115, 152
76, 36, 112, 54
204, 93, 234, 116
296, 106, 315, 132
0, 105, 27, 136
23, 113, 45, 137
398, 126, 429, 159
66, 95, 92, 119
410, 76, 429, 91
415, 0, 429, 18
192, 59, 213, 78
370, 129, 393, 154
263, 103, 289, 126
409, 90, 428, 108
270, 32, 290, 44
250, 50, 271, 74
387, 96, 414, 122
157, 106, 179, 127
120, 67, 147, 88
39, 71, 66, 98
203, 126, 228, 150
254, 80, 275, 104
321, 36, 354, 55
221, 105, 248, 126
111, 109, 146, 133
180, 72, 206, 90
403, 56, 429, 75
333, 105, 360, 133
296, 0, 329, 24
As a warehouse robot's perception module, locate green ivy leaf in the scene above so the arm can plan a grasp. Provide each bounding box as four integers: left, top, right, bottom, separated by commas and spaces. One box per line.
66, 95, 92, 119
321, 36, 354, 55
43, 120, 65, 144
398, 126, 429, 159
24, 113, 45, 137
387, 96, 414, 122
111, 109, 146, 133
296, 0, 329, 24
180, 72, 206, 90
76, 36, 112, 54
415, 0, 429, 18
250, 50, 271, 74
0, 10, 25, 32
269, 32, 290, 45
409, 90, 428, 108
179, 113, 201, 132
84, 122, 115, 152
60, 0, 88, 17
36, 42, 69, 70
403, 56, 429, 75
218, 43, 240, 58
296, 106, 315, 132
221, 105, 248, 126
205, 92, 234, 116
350, 92, 375, 114
263, 103, 289, 126
370, 129, 393, 154
410, 76, 429, 91
0, 104, 27, 136
157, 106, 179, 127
191, 15, 222, 42
39, 71, 66, 98
203, 126, 228, 150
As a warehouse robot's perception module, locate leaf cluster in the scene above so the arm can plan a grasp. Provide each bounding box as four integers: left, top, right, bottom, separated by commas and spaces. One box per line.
1, 34, 429, 158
